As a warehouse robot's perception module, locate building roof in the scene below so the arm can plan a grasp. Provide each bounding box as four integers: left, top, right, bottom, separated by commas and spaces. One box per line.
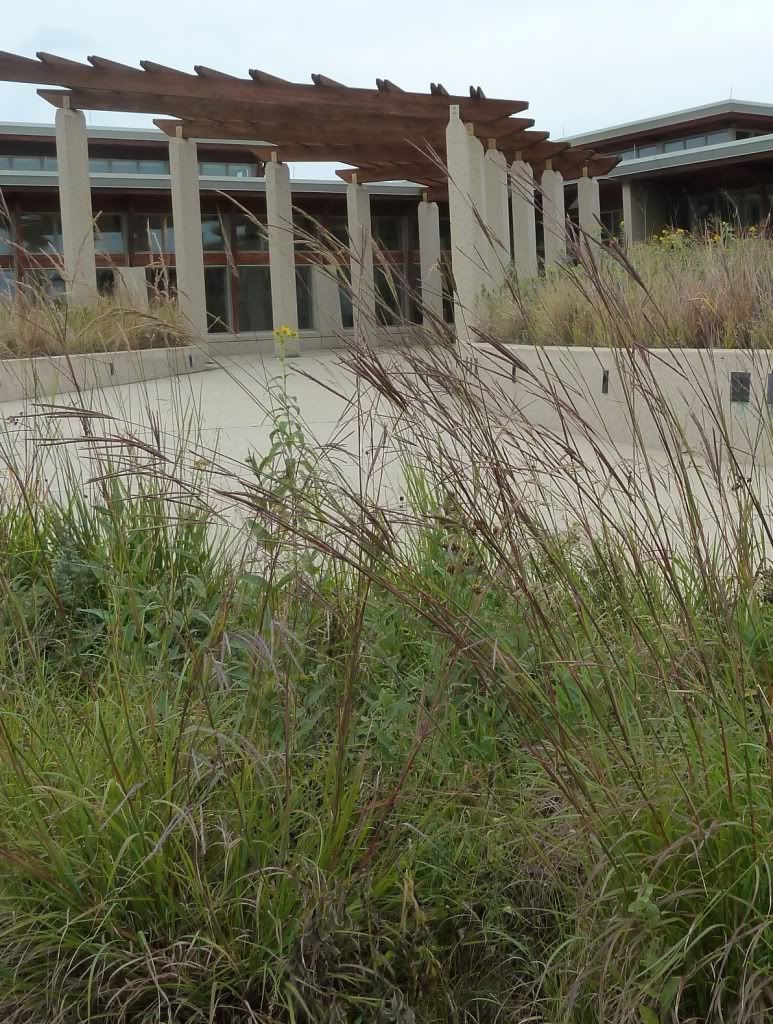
563, 99, 773, 148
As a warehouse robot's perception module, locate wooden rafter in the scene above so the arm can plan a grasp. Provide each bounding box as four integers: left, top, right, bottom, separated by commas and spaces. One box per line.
0, 50, 620, 185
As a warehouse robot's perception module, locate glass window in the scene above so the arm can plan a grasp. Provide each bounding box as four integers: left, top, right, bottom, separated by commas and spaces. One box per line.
200, 162, 228, 177
374, 216, 403, 251
202, 215, 227, 251
133, 215, 174, 253
43, 156, 58, 171
375, 265, 402, 325
146, 265, 177, 300
238, 266, 273, 332
12, 155, 44, 171
94, 214, 125, 254
320, 215, 348, 247
89, 157, 110, 173
618, 148, 636, 162
0, 213, 12, 255
707, 130, 731, 146
96, 268, 115, 296
767, 373, 773, 407
636, 144, 658, 158
0, 268, 16, 300
25, 267, 66, 299
663, 139, 686, 153
730, 371, 751, 404
296, 265, 313, 330
227, 162, 255, 178
139, 159, 168, 175
0, 155, 10, 170
685, 135, 708, 149
110, 158, 139, 174
20, 212, 62, 253
234, 214, 268, 251
205, 266, 230, 332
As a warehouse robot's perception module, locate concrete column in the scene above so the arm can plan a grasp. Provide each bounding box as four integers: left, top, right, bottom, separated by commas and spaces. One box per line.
622, 181, 668, 245
541, 166, 567, 271
54, 107, 97, 304
346, 180, 375, 333
578, 173, 601, 239
446, 105, 487, 343
114, 266, 149, 310
484, 146, 510, 288
510, 159, 538, 280
265, 158, 299, 343
417, 197, 443, 322
311, 259, 344, 345
168, 134, 207, 336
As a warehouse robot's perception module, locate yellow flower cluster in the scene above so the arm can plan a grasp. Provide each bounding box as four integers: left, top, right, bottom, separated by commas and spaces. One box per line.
273, 324, 299, 339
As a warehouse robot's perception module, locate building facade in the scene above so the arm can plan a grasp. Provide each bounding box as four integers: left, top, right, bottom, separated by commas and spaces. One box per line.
0, 122, 430, 335
563, 100, 773, 242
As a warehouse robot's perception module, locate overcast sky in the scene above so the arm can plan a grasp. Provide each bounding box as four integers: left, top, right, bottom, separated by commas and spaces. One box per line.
3, 0, 772, 177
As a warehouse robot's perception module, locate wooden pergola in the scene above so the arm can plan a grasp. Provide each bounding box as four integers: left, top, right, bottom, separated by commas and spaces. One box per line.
0, 51, 618, 196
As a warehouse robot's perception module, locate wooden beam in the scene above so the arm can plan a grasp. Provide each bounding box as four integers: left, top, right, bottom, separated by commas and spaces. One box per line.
376, 78, 404, 93
194, 65, 239, 79
249, 68, 290, 84
139, 59, 194, 76
36, 52, 90, 68
87, 55, 142, 73
311, 73, 346, 88
0, 51, 528, 120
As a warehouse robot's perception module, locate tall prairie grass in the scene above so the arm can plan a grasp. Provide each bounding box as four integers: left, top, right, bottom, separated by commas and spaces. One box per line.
0, 215, 771, 1024
485, 230, 773, 350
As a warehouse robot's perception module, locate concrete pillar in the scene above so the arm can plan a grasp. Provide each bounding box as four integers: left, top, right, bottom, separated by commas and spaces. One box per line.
446, 105, 487, 343
623, 181, 668, 245
311, 259, 344, 345
484, 146, 510, 288
577, 173, 601, 239
114, 266, 149, 310
54, 107, 97, 304
346, 180, 375, 334
541, 166, 567, 271
265, 159, 299, 344
168, 134, 207, 336
417, 197, 443, 322
510, 159, 539, 280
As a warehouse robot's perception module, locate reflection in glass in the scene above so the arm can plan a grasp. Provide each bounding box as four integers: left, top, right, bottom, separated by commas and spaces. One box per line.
237, 266, 273, 332
205, 266, 230, 333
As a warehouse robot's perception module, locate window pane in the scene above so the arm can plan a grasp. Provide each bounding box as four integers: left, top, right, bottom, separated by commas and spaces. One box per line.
133, 215, 174, 252
296, 265, 313, 330
0, 155, 10, 170
89, 158, 110, 173
200, 162, 228, 177
227, 162, 255, 178
375, 265, 401, 325
0, 213, 12, 255
12, 155, 44, 171
636, 144, 657, 158
96, 268, 115, 296
146, 266, 177, 300
139, 159, 168, 174
237, 266, 272, 331
110, 159, 139, 174
0, 268, 16, 300
21, 213, 62, 253
234, 214, 268, 251
94, 214, 125, 253
685, 135, 707, 149
25, 267, 66, 299
707, 130, 731, 146
730, 371, 751, 404
618, 148, 636, 161
205, 266, 230, 332
202, 215, 227, 251
374, 216, 403, 251
43, 156, 58, 171
663, 139, 685, 153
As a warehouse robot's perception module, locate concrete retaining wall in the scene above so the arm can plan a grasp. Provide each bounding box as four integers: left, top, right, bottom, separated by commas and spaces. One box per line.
0, 346, 207, 404
503, 345, 773, 461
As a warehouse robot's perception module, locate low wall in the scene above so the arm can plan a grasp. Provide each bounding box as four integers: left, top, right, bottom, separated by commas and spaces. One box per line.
0, 346, 207, 404
485, 345, 773, 462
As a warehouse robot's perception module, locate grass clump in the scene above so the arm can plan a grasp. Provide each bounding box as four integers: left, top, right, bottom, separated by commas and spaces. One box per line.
0, 232, 772, 1022
485, 228, 773, 349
